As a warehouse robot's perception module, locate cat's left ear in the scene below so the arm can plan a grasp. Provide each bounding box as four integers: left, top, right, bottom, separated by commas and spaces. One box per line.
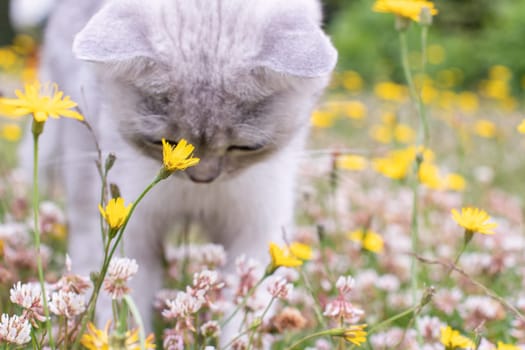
73, 0, 153, 63
254, 14, 337, 78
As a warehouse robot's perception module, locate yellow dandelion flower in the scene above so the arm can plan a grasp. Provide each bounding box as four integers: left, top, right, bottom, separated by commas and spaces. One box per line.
0, 239, 4, 257
81, 322, 155, 350
457, 91, 479, 114
311, 110, 336, 128
162, 138, 200, 172
81, 322, 110, 350
343, 324, 367, 346
474, 120, 496, 138
517, 119, 525, 134
343, 100, 367, 120
268, 242, 303, 273
99, 198, 132, 231
489, 65, 512, 82
348, 229, 384, 253
440, 326, 475, 350
419, 162, 445, 190
373, 0, 438, 22
337, 155, 368, 171
374, 81, 408, 102
445, 173, 466, 192
394, 123, 416, 144
370, 124, 393, 144
1, 123, 22, 142
342, 71, 364, 92
0, 81, 84, 122
497, 342, 521, 350
451, 207, 497, 235
289, 242, 313, 261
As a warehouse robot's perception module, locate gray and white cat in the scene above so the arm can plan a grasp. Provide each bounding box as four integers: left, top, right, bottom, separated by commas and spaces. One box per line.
28, 0, 336, 328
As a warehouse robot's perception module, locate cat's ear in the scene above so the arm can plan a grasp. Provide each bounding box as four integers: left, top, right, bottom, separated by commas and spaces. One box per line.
73, 1, 153, 63
254, 14, 337, 78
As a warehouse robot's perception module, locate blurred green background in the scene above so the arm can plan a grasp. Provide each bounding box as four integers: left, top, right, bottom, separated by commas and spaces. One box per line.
1, 0, 525, 93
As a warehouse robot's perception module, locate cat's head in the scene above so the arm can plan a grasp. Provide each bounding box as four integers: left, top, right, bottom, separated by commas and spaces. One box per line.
73, 0, 337, 183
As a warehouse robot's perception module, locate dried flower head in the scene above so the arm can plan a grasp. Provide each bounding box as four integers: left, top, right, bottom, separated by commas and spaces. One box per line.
271, 307, 307, 333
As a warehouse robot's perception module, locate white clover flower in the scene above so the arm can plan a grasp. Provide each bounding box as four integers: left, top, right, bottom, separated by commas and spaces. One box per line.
9, 281, 46, 322
0, 314, 31, 345
103, 257, 138, 299
200, 320, 221, 338
267, 276, 293, 300
193, 270, 223, 292
48, 290, 86, 318
106, 257, 138, 281
335, 275, 355, 295
162, 290, 205, 320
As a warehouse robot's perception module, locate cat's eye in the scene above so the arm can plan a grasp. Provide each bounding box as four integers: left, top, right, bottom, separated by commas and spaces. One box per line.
227, 144, 264, 152
149, 139, 178, 147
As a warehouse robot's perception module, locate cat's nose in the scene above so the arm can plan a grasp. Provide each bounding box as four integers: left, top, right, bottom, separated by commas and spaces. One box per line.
185, 157, 222, 184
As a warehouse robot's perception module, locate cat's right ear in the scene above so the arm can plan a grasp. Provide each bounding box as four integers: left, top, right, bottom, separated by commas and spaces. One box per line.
73, 1, 153, 63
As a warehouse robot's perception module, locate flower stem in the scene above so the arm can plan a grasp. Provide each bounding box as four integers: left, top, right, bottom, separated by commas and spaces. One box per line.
221, 276, 266, 328
284, 329, 342, 350
72, 174, 162, 350
32, 124, 55, 349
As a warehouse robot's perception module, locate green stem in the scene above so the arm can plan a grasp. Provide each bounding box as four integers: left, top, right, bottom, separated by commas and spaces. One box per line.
72, 174, 162, 350
221, 276, 266, 328
368, 305, 418, 334
300, 270, 328, 329
284, 329, 340, 350
247, 298, 275, 348
399, 30, 429, 147
32, 126, 55, 349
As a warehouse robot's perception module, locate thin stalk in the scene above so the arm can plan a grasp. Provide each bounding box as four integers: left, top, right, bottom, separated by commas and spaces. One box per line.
368, 305, 418, 334
284, 329, 340, 350
247, 298, 275, 348
72, 175, 162, 350
221, 277, 266, 328
399, 31, 428, 147
299, 270, 328, 329
32, 129, 55, 349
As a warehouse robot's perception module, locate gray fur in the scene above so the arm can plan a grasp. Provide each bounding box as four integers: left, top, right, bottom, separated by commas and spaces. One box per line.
29, 0, 337, 335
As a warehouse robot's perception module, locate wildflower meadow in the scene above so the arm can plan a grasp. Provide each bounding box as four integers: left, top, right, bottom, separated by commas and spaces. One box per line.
1, 1, 525, 349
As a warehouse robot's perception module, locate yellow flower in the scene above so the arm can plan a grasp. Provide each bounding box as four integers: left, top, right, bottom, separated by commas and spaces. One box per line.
451, 207, 497, 235
0, 81, 84, 122
370, 124, 393, 144
497, 341, 521, 350
99, 198, 132, 231
341, 71, 364, 92
268, 242, 303, 273
348, 229, 384, 253
161, 138, 200, 172
0, 239, 4, 257
457, 92, 479, 114
289, 242, 313, 261
374, 81, 408, 102
343, 101, 367, 120
419, 162, 444, 190
394, 124, 416, 144
337, 155, 368, 171
343, 324, 367, 346
517, 119, 525, 134
373, 0, 438, 22
311, 110, 336, 128
1, 123, 22, 142
81, 322, 155, 350
81, 322, 110, 350
474, 120, 496, 138
445, 173, 466, 192
440, 326, 475, 349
